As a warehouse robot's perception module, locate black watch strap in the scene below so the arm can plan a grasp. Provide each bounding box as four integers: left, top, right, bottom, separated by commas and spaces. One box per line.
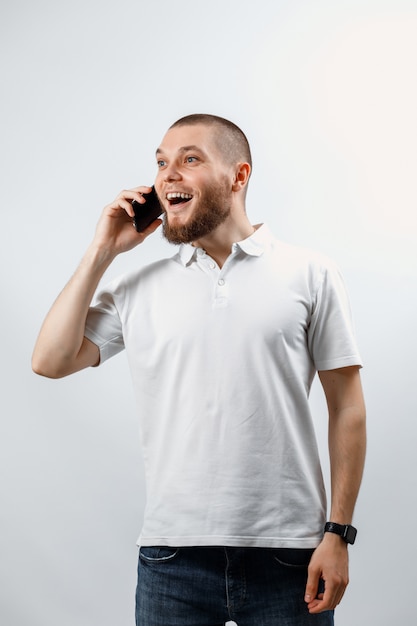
324, 522, 357, 544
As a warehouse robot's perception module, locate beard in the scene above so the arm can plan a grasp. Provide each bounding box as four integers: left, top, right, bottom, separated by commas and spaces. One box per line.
162, 177, 232, 244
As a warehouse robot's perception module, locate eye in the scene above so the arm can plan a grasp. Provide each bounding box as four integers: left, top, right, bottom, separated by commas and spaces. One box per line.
157, 159, 166, 168
186, 156, 198, 163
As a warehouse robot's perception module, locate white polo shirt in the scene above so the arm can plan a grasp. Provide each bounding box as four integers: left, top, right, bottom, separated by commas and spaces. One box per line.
85, 224, 362, 549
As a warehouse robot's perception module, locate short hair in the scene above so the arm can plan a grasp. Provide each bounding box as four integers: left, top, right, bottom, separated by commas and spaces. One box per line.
169, 114, 252, 170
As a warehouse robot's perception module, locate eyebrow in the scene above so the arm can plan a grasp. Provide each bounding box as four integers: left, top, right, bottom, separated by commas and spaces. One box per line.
155, 145, 207, 157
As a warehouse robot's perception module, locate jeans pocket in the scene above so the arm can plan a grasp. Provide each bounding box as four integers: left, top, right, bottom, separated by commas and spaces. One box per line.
272, 548, 314, 569
139, 546, 180, 563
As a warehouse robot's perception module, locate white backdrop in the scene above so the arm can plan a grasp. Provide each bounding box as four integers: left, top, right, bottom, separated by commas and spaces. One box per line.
1, 1, 417, 624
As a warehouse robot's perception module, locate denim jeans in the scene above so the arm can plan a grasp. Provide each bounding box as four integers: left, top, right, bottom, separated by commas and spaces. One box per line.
135, 546, 334, 626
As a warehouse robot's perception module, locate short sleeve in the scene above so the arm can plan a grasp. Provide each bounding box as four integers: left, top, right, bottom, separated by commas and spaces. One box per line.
308, 259, 363, 371
85, 284, 125, 364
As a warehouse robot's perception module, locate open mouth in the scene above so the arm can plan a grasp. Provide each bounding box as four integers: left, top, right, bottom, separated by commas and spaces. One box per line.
166, 192, 193, 208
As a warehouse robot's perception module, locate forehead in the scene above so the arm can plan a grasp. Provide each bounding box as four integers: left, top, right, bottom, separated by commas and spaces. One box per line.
156, 124, 219, 157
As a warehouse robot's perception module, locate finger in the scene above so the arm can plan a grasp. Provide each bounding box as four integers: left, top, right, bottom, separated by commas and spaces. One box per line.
113, 187, 154, 216
126, 186, 154, 208
307, 580, 346, 614
117, 198, 136, 217
304, 568, 320, 605
130, 185, 153, 195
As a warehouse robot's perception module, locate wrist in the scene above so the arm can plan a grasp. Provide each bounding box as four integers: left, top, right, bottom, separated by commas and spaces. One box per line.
324, 521, 357, 545
85, 242, 117, 269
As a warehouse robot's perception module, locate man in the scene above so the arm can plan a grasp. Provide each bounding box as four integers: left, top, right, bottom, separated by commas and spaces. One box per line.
32, 114, 366, 626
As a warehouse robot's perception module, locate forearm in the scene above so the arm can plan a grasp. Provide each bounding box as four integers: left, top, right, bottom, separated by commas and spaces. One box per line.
32, 244, 114, 378
328, 403, 366, 523
304, 367, 366, 614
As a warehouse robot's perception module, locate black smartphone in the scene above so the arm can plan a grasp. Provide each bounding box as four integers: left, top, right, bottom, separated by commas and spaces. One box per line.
132, 186, 163, 232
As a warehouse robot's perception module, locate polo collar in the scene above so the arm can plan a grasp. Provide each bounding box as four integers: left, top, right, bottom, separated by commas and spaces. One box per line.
177, 223, 273, 266
234, 223, 271, 256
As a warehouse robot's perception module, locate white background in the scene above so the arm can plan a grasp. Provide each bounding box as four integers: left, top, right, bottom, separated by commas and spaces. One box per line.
1, 1, 417, 624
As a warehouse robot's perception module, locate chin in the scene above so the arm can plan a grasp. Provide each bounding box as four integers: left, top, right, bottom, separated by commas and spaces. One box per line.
167, 211, 192, 226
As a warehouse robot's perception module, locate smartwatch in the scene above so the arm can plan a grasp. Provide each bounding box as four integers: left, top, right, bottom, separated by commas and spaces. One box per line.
324, 522, 357, 545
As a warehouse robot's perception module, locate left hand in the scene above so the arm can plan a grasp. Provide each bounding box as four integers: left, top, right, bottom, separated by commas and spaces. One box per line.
304, 533, 349, 614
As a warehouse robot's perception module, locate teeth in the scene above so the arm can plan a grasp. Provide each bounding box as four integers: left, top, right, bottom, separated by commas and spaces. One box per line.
166, 192, 193, 200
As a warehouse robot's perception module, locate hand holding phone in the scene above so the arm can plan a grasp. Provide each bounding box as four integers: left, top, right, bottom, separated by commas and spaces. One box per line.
132, 187, 163, 232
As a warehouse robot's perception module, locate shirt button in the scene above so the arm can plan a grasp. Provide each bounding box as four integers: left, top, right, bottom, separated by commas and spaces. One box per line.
209, 262, 216, 269
218, 278, 225, 286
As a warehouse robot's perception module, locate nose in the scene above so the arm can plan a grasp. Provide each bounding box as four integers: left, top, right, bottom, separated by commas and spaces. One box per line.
163, 162, 182, 182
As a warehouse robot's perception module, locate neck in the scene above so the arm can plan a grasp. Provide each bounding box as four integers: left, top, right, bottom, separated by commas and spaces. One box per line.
193, 213, 255, 268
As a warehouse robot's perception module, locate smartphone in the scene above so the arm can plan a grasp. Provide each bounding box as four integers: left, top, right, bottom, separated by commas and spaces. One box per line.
132, 186, 163, 232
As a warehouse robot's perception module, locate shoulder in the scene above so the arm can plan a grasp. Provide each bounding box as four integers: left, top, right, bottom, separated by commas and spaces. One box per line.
95, 253, 180, 302
116, 253, 180, 285
263, 227, 339, 277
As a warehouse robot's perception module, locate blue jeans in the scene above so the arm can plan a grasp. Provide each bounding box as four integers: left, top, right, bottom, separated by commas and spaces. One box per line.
135, 546, 334, 626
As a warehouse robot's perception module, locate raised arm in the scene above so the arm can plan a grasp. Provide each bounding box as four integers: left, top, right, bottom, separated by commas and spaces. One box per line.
32, 187, 161, 378
305, 365, 366, 614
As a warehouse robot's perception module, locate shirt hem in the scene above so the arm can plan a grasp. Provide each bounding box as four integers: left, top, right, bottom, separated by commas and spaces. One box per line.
315, 354, 363, 371
137, 534, 323, 549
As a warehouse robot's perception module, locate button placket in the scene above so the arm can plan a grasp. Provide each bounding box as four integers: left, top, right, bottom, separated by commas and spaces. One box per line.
196, 250, 219, 276
214, 274, 229, 308
195, 250, 234, 308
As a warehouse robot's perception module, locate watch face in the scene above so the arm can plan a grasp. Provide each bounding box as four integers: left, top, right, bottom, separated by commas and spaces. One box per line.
344, 525, 357, 544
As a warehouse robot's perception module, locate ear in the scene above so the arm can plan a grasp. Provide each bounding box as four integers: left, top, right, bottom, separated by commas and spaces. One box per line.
231, 162, 251, 192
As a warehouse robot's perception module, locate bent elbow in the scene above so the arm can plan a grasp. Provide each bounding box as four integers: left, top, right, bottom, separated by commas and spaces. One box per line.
32, 356, 64, 379
32, 337, 99, 378
31, 351, 71, 379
